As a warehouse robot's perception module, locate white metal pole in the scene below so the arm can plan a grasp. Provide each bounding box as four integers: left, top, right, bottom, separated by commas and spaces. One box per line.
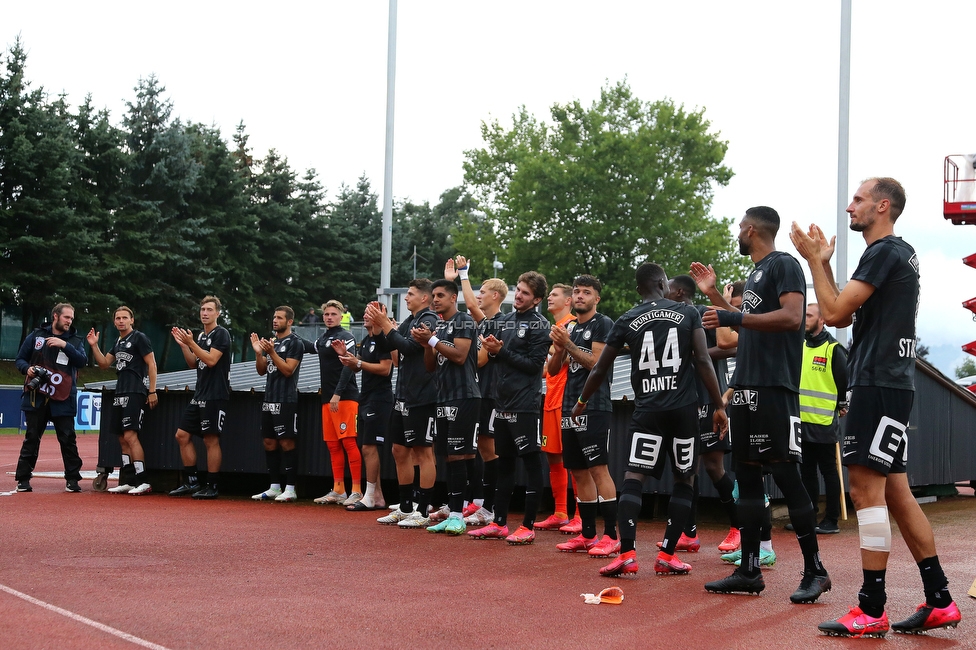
380, 0, 397, 307
835, 0, 851, 346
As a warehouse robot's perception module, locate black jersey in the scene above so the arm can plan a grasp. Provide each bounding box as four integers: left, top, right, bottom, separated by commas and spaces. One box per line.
315, 326, 359, 402
384, 308, 439, 407
193, 325, 231, 401
263, 332, 304, 404
477, 311, 504, 400
562, 312, 613, 413
111, 330, 153, 395
606, 299, 702, 412
359, 333, 393, 402
848, 236, 919, 390
433, 311, 481, 402
492, 308, 550, 413
694, 304, 728, 405
732, 250, 806, 391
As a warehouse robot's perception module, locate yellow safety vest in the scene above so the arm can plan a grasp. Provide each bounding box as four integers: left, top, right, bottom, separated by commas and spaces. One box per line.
799, 338, 838, 426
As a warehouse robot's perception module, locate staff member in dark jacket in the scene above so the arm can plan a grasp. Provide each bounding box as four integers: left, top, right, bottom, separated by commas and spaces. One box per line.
14, 303, 88, 493
798, 303, 848, 534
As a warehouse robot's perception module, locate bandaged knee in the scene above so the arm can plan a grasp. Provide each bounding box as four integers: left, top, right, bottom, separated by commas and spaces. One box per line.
856, 506, 891, 552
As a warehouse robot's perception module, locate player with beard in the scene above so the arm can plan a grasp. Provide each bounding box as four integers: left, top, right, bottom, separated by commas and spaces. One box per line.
337, 308, 395, 511
665, 275, 739, 553
15, 303, 87, 493
536, 284, 579, 532
169, 296, 232, 499
87, 306, 158, 495
705, 280, 779, 569
367, 280, 440, 528
693, 206, 830, 604
250, 306, 305, 503
574, 263, 727, 577
445, 255, 508, 527
410, 279, 481, 535
549, 275, 619, 558
791, 178, 961, 636
469, 271, 551, 545
796, 303, 847, 535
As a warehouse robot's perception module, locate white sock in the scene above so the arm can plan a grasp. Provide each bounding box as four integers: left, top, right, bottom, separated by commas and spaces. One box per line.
358, 482, 376, 507
285, 485, 295, 493
474, 498, 484, 507
760, 540, 773, 553
270, 483, 281, 492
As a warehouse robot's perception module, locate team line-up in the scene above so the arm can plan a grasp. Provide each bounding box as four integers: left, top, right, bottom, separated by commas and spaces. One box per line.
11, 177, 962, 638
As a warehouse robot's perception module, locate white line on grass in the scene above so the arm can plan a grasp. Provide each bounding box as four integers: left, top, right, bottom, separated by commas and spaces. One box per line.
0, 583, 171, 650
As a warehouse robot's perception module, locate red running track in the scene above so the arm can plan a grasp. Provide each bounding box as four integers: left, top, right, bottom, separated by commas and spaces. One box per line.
0, 433, 973, 649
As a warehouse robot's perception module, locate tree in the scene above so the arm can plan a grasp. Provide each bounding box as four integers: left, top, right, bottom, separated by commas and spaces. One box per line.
916, 338, 929, 361
955, 357, 976, 379
463, 79, 745, 317
185, 121, 256, 352
451, 206, 502, 285
72, 95, 130, 318
319, 175, 383, 312
246, 148, 308, 318
110, 76, 207, 326
385, 186, 474, 287
291, 167, 330, 307
0, 39, 104, 333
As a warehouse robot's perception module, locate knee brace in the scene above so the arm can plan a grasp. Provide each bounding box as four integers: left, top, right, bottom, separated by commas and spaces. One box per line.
856, 506, 892, 552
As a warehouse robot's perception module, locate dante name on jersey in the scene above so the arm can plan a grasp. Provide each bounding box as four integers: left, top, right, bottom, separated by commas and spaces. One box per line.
606, 299, 701, 412
633, 309, 685, 395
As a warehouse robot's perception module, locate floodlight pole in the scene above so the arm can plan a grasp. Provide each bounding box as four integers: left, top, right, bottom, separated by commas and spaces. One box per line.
380, 0, 397, 307
835, 0, 851, 346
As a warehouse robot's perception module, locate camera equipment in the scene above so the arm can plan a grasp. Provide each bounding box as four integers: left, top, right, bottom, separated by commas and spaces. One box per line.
27, 366, 52, 391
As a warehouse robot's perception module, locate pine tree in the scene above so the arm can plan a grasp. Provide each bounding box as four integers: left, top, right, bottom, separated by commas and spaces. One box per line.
319, 176, 384, 312
0, 39, 100, 332
112, 75, 207, 326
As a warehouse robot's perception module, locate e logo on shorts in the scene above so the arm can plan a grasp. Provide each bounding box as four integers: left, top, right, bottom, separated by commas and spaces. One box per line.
868, 416, 908, 467
630, 431, 662, 467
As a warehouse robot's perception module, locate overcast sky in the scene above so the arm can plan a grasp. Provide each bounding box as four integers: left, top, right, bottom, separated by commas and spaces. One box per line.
6, 1, 976, 375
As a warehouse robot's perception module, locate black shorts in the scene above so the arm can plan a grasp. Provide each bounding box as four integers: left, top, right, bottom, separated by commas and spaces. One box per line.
478, 398, 496, 439
729, 387, 801, 463
179, 399, 228, 437
360, 398, 393, 446
434, 398, 481, 456
561, 410, 612, 470
493, 411, 541, 458
625, 405, 699, 480
113, 393, 146, 434
699, 403, 731, 454
261, 402, 298, 440
389, 401, 435, 448
842, 386, 912, 475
